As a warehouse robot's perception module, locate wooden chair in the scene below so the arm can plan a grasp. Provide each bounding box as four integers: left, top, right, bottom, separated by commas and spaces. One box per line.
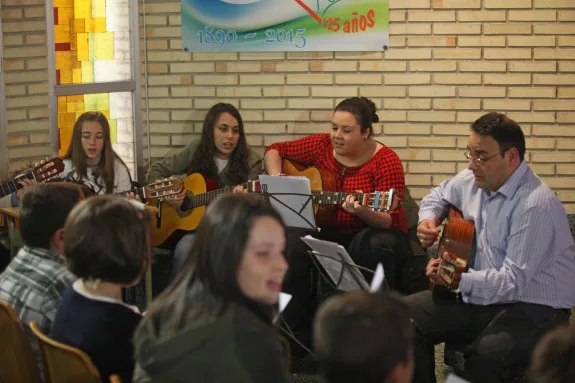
29, 321, 122, 383
0, 300, 42, 383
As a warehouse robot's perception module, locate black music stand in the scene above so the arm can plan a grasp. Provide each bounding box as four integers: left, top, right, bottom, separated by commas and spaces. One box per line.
258, 175, 318, 231
300, 235, 371, 292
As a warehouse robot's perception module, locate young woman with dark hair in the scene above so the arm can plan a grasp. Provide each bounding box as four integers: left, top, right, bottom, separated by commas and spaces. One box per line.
147, 103, 262, 275
264, 96, 408, 287
264, 97, 409, 361
133, 194, 291, 383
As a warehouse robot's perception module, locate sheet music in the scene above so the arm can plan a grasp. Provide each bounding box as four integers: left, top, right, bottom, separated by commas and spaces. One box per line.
279, 292, 292, 313
258, 175, 316, 230
300, 235, 369, 292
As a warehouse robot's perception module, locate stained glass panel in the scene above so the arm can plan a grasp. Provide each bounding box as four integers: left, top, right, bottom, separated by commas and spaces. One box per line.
57, 92, 135, 176
54, 0, 132, 85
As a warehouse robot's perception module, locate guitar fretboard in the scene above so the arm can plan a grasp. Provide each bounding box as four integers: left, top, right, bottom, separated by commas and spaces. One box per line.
189, 181, 261, 209
186, 183, 388, 211
0, 171, 34, 199
312, 191, 367, 206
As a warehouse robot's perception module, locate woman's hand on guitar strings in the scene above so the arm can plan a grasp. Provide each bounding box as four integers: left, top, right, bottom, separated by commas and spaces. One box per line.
232, 185, 248, 194
16, 178, 36, 200
166, 190, 186, 209
417, 219, 440, 248
342, 192, 363, 215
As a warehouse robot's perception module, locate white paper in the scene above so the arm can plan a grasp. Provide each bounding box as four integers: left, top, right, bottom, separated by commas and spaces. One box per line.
278, 292, 292, 313
258, 175, 316, 230
300, 235, 369, 291
445, 374, 470, 383
369, 263, 385, 292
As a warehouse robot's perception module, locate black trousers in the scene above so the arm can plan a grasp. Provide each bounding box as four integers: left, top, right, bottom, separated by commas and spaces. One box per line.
404, 289, 571, 383
281, 226, 407, 355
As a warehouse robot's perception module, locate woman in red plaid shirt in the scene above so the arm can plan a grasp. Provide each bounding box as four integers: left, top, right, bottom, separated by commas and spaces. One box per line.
264, 97, 408, 290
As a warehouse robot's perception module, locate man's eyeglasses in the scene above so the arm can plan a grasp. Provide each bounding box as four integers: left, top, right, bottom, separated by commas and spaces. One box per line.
464, 151, 500, 166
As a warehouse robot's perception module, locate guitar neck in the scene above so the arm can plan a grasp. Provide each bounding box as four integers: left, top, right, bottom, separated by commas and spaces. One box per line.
188, 181, 260, 208
0, 171, 35, 199
311, 191, 366, 206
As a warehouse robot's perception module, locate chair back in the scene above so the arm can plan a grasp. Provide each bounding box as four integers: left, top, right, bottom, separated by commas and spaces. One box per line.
0, 300, 42, 383
29, 321, 101, 383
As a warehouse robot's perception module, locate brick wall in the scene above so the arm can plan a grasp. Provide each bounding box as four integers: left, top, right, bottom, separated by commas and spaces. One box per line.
140, 0, 575, 210
1, 1, 574, 211
1, 0, 50, 173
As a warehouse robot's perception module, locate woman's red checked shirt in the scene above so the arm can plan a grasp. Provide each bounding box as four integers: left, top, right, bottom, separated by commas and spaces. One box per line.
266, 134, 407, 234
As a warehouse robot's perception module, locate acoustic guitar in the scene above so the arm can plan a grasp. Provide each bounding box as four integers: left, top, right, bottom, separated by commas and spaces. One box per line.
0, 157, 64, 199
433, 207, 475, 291
149, 174, 261, 246
282, 159, 398, 227
149, 159, 397, 246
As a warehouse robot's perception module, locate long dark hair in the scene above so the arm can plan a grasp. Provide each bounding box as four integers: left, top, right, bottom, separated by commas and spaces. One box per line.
63, 111, 130, 194
144, 194, 287, 338
186, 103, 250, 184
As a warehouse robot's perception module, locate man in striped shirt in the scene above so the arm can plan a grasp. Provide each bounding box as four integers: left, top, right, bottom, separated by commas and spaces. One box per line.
0, 184, 81, 371
407, 112, 575, 383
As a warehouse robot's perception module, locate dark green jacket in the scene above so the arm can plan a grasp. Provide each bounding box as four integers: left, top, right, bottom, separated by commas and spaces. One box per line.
133, 304, 291, 383
146, 138, 262, 187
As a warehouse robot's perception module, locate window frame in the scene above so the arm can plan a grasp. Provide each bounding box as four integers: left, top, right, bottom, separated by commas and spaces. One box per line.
46, 0, 143, 181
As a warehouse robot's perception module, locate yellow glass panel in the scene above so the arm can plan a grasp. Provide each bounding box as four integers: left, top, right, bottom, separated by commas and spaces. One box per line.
84, 93, 109, 111
58, 109, 78, 155
85, 18, 107, 33
58, 97, 67, 113
54, 25, 71, 44
66, 95, 84, 113
73, 19, 85, 33
72, 68, 82, 84
109, 119, 117, 144
74, 0, 92, 20
89, 33, 114, 60
56, 52, 69, 70
56, 51, 78, 70
54, 0, 74, 7
58, 7, 73, 26
59, 127, 73, 156
93, 19, 107, 33
81, 61, 94, 83
92, 0, 106, 18
60, 69, 73, 84
66, 111, 77, 127
77, 33, 89, 61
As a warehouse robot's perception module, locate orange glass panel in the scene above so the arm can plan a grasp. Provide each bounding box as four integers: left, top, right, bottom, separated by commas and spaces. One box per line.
58, 7, 73, 26
53, 0, 132, 84
54, 25, 70, 44
54, 0, 74, 7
